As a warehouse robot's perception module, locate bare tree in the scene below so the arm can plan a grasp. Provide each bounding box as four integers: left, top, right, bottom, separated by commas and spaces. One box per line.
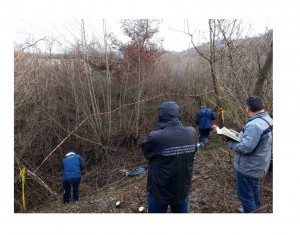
253, 41, 273, 97
119, 19, 163, 138
183, 19, 223, 125
103, 20, 112, 142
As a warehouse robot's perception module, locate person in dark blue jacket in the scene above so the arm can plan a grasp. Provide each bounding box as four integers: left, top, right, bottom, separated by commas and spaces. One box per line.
140, 101, 197, 213
62, 150, 86, 204
195, 103, 216, 148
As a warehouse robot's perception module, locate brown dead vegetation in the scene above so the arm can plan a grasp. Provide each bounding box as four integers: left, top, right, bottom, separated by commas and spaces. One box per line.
14, 20, 272, 213
27, 134, 272, 213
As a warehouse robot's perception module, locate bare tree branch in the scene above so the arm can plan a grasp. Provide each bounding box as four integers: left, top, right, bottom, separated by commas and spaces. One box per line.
21, 37, 47, 52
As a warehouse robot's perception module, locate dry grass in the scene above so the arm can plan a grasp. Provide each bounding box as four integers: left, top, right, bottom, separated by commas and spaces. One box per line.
27, 133, 272, 213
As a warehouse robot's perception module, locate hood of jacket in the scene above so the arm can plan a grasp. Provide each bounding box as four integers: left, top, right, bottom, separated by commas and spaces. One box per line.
155, 101, 182, 130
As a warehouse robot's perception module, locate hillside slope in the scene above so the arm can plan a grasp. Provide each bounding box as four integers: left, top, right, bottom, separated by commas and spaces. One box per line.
29, 134, 273, 213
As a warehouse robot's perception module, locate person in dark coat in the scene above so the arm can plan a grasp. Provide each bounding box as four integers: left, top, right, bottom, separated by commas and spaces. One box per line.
62, 149, 86, 204
140, 101, 197, 213
195, 103, 216, 148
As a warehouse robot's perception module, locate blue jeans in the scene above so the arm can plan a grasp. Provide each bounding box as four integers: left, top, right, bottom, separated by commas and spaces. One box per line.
147, 192, 189, 213
63, 177, 81, 204
236, 171, 260, 213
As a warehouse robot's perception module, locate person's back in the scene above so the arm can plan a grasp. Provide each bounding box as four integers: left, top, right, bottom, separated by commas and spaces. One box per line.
62, 152, 84, 180
141, 101, 197, 212
195, 106, 215, 129
62, 150, 85, 204
195, 104, 215, 146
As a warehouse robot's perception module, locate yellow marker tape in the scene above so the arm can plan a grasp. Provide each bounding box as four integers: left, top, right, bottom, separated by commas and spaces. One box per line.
221, 109, 225, 120
20, 167, 26, 210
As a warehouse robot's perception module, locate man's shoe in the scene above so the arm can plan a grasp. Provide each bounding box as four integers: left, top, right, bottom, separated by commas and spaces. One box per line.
197, 142, 205, 150
237, 207, 244, 213
201, 144, 205, 150
199, 142, 205, 150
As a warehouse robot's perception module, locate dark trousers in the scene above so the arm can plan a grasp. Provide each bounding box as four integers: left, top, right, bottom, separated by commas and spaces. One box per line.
199, 128, 211, 142
63, 177, 81, 204
236, 171, 260, 213
147, 192, 189, 213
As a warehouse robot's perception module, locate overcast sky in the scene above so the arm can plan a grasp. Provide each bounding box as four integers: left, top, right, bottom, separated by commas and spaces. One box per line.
14, 19, 273, 52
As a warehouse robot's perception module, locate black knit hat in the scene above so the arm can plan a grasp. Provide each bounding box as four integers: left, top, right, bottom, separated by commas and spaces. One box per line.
245, 96, 264, 112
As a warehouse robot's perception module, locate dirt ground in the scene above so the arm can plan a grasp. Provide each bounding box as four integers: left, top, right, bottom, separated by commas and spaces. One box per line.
29, 133, 273, 213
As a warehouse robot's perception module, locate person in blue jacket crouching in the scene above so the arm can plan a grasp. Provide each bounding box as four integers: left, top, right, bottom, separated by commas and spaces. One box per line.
62, 149, 86, 204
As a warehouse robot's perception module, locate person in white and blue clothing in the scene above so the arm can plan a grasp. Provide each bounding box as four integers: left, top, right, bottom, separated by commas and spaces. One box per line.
227, 96, 273, 213
62, 149, 86, 204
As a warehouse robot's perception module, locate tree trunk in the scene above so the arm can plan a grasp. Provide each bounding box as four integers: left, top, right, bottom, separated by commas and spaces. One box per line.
209, 20, 223, 127
253, 42, 273, 96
